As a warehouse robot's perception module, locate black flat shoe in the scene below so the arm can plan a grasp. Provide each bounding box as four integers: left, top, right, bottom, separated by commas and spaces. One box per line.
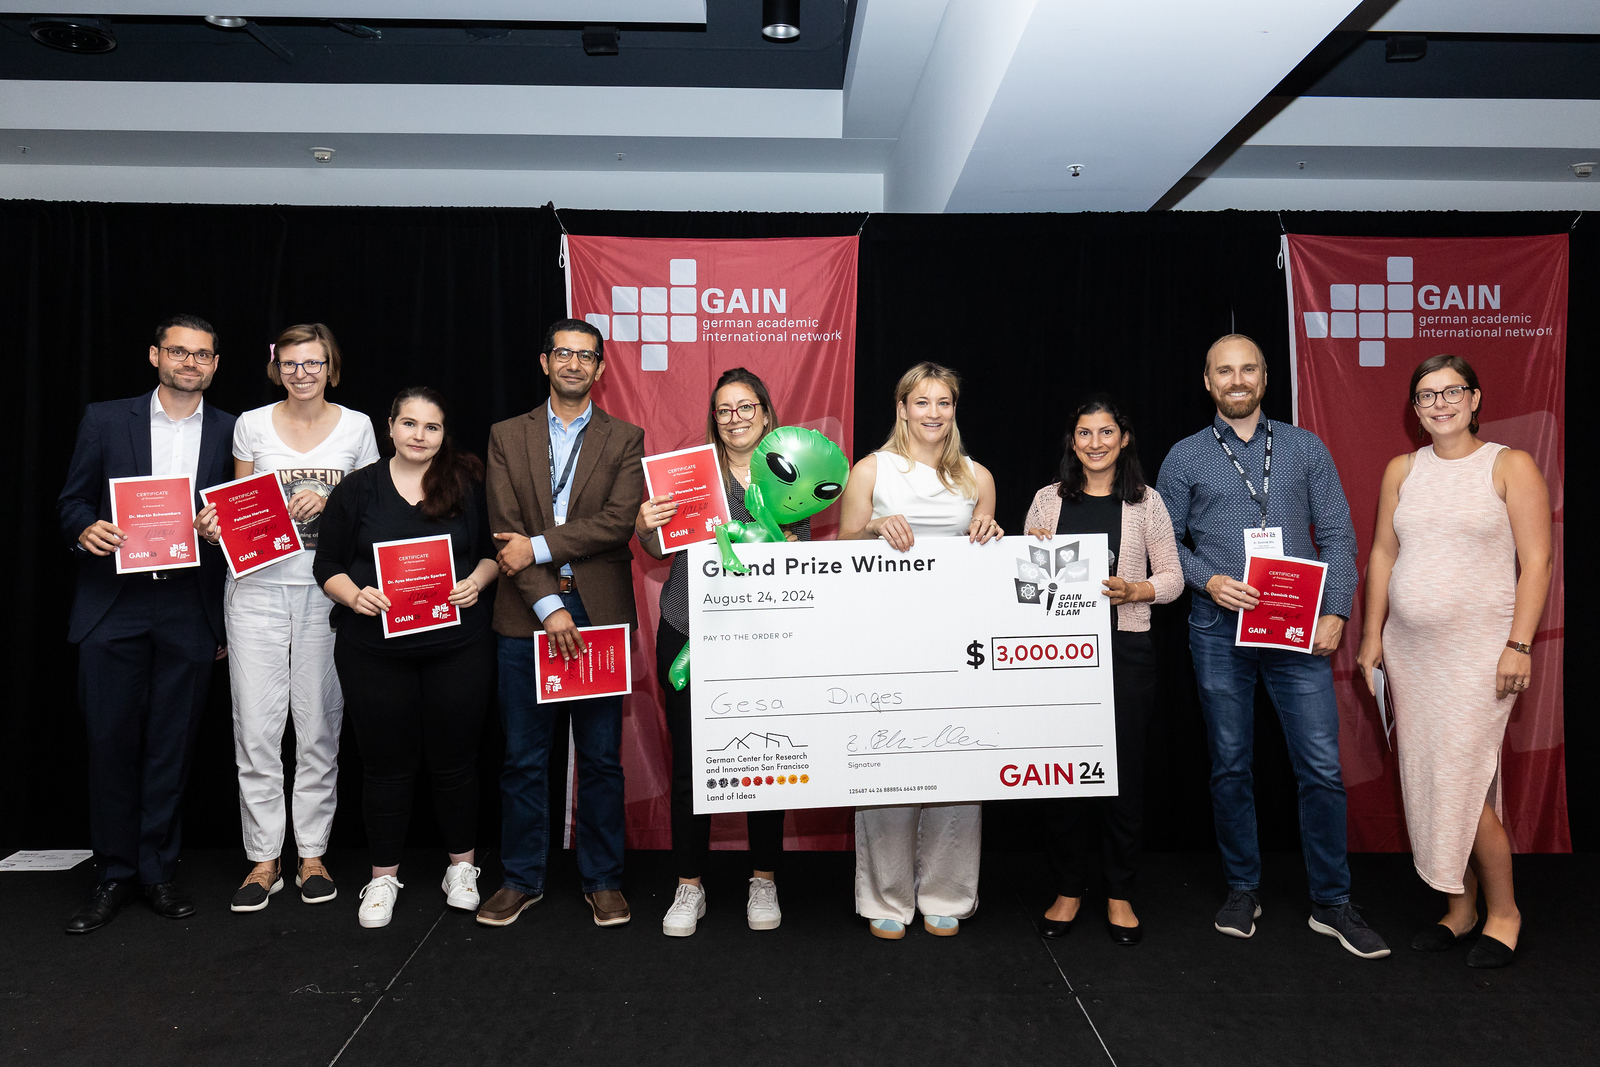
65, 879, 137, 934
1466, 934, 1516, 969
1108, 922, 1143, 946
1040, 915, 1078, 939
145, 882, 196, 919
1411, 923, 1470, 952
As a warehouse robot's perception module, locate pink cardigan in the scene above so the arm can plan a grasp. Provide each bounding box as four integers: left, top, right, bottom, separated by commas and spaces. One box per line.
1024, 483, 1184, 632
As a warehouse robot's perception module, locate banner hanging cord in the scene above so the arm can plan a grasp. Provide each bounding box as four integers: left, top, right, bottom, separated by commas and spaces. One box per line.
856, 212, 871, 237
1573, 211, 1584, 232
550, 202, 569, 267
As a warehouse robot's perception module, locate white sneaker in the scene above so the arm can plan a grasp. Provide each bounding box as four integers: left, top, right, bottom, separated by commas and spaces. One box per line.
662, 883, 707, 937
440, 862, 481, 911
357, 875, 403, 929
747, 877, 781, 931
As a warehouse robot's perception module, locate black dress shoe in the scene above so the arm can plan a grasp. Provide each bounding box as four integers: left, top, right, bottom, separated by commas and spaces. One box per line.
1040, 915, 1078, 939
1108, 922, 1144, 946
145, 882, 196, 919
65, 879, 137, 934
1466, 934, 1516, 969
1411, 923, 1470, 952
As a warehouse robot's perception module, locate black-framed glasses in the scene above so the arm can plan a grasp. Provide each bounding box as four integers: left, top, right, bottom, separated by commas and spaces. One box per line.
159, 345, 217, 365
277, 359, 326, 376
549, 347, 599, 366
1413, 384, 1472, 407
714, 402, 761, 423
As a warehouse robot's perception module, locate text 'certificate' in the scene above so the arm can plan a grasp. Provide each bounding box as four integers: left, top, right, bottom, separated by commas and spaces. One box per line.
688, 536, 1118, 813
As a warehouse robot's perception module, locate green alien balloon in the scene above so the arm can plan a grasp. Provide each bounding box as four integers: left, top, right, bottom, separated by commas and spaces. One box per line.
667, 426, 849, 690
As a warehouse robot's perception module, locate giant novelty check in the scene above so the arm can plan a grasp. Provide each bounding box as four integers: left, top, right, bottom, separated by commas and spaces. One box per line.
689, 535, 1118, 814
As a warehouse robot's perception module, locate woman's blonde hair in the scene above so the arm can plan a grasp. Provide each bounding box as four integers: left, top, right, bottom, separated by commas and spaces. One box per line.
880, 361, 977, 499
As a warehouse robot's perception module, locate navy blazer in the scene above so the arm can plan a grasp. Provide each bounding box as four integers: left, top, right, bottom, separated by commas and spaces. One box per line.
57, 393, 237, 645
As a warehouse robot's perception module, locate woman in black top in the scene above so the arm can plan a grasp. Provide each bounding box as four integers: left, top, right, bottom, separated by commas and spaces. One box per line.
635, 368, 808, 937
1023, 396, 1184, 945
314, 386, 499, 930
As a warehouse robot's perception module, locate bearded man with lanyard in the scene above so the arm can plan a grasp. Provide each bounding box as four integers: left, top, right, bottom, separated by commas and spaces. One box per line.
478, 318, 645, 930
1156, 333, 1389, 960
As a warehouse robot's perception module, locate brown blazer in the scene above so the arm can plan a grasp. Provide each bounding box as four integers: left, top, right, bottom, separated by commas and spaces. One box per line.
486, 402, 646, 638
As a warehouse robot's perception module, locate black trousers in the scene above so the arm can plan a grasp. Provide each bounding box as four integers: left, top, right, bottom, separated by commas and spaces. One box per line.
335, 633, 493, 868
658, 622, 784, 878
1043, 629, 1156, 901
77, 574, 216, 884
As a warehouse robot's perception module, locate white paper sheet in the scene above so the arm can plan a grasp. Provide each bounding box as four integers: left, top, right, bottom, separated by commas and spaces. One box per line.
0, 849, 93, 871
1373, 666, 1393, 751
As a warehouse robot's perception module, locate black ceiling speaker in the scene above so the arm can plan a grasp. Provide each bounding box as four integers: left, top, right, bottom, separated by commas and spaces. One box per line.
30, 16, 117, 54
763, 0, 799, 41
582, 25, 620, 56
1385, 35, 1427, 62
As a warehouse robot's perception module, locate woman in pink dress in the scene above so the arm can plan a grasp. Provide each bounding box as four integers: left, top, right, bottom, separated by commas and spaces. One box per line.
1356, 355, 1552, 969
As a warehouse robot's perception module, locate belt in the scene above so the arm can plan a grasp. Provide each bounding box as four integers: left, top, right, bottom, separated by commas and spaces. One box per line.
559, 575, 576, 592
147, 568, 197, 581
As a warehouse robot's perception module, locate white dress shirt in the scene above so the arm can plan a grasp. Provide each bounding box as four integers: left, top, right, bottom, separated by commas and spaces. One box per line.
149, 388, 205, 482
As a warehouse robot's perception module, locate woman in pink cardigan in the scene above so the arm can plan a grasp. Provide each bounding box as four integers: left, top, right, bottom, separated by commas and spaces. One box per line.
1024, 396, 1183, 945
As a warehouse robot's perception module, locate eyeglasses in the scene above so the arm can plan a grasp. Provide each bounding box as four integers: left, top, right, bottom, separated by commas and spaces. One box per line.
714, 402, 761, 423
160, 345, 217, 365
276, 359, 326, 376
549, 347, 600, 367
1413, 385, 1472, 408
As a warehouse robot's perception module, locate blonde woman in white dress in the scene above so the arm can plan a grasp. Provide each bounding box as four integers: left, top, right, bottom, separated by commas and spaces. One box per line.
837, 362, 1003, 939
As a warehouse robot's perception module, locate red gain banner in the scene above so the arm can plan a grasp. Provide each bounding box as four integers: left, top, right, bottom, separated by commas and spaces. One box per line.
565, 234, 859, 851
1286, 234, 1568, 853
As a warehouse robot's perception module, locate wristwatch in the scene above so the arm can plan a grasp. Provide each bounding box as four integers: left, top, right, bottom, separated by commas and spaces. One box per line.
1505, 639, 1532, 655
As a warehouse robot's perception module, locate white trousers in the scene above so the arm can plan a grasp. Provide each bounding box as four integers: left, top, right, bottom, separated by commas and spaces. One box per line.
225, 579, 343, 861
854, 802, 982, 923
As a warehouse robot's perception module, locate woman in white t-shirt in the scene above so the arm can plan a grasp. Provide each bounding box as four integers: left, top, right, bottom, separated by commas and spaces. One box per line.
196, 323, 378, 913
837, 362, 1003, 940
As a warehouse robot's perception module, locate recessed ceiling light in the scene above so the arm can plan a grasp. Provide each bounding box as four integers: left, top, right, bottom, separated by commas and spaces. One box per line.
204, 16, 248, 29
29, 16, 117, 53
763, 0, 800, 41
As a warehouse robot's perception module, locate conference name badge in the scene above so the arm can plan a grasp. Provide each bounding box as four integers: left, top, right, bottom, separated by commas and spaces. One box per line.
1243, 526, 1284, 557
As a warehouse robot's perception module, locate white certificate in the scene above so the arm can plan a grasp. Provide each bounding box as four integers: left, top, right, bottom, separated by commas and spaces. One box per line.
688, 535, 1118, 813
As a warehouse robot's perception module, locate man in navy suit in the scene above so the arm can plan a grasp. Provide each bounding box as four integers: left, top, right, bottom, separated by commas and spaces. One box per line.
57, 314, 236, 933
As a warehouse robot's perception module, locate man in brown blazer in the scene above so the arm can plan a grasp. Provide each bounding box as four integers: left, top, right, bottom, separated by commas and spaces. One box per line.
476, 318, 645, 929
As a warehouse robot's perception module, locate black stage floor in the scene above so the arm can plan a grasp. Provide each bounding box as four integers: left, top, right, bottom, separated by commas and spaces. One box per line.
2, 849, 1594, 1066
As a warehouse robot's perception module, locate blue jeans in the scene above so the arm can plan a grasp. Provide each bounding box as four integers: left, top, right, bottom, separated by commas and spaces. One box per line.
497, 593, 625, 895
1188, 597, 1350, 906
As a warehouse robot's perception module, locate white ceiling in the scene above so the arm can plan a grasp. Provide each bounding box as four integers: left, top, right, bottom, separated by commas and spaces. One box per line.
1, 0, 1597, 211
40, 2, 706, 21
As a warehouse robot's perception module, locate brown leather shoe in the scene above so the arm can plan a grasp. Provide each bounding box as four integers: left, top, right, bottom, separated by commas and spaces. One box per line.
585, 889, 631, 926
475, 887, 543, 927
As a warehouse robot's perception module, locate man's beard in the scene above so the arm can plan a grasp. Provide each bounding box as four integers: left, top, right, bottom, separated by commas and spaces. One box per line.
1215, 387, 1262, 420
159, 364, 213, 393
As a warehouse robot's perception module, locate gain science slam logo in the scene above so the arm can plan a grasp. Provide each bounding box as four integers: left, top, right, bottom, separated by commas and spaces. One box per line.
581, 256, 836, 372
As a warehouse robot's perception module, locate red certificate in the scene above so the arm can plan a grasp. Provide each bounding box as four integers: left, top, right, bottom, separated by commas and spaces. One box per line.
201, 471, 304, 579
373, 534, 459, 639
109, 474, 199, 574
1235, 554, 1328, 654
641, 444, 732, 554
534, 624, 633, 703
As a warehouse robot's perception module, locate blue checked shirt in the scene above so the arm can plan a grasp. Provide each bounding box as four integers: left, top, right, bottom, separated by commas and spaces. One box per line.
528, 402, 592, 622
1155, 413, 1358, 618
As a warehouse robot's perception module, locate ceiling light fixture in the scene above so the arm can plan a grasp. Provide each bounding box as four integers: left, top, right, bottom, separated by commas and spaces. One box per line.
1573, 162, 1596, 179
582, 25, 620, 56
762, 0, 800, 41
310, 147, 335, 163
1068, 164, 1083, 178
204, 16, 247, 29
29, 16, 117, 53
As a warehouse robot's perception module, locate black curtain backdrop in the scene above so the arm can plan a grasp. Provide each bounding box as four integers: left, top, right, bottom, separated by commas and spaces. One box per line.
5, 201, 1593, 865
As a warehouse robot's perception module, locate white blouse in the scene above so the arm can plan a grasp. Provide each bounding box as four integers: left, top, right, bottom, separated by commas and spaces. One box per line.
870, 451, 976, 539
